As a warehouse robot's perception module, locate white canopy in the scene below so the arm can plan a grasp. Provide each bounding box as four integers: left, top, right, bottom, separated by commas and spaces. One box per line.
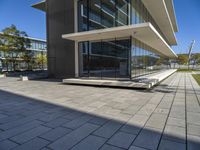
62, 23, 177, 58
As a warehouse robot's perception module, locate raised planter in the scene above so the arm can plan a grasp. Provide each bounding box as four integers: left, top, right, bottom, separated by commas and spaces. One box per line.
19, 73, 48, 81
19, 75, 29, 81
0, 74, 5, 78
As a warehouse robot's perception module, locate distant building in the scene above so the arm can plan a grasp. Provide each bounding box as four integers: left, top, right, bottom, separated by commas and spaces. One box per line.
0, 33, 47, 71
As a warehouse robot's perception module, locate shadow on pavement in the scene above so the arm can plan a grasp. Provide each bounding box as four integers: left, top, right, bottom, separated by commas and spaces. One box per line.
0, 89, 199, 150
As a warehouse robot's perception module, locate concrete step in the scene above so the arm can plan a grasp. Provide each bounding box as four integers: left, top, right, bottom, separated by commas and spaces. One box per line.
63, 69, 177, 89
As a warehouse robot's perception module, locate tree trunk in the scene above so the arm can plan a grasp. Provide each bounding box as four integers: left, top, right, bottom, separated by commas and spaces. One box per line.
13, 61, 16, 71
6, 61, 8, 72
27, 62, 30, 71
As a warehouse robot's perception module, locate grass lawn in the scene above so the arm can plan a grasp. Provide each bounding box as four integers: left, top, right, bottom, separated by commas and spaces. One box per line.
192, 74, 200, 85
177, 69, 199, 72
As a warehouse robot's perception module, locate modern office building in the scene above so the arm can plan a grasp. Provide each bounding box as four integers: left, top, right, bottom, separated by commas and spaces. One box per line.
33, 0, 178, 79
0, 33, 47, 71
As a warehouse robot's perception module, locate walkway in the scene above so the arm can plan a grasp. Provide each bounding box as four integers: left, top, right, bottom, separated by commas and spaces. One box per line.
0, 72, 199, 150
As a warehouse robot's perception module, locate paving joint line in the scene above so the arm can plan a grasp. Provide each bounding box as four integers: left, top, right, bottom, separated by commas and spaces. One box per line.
188, 73, 200, 107
185, 73, 188, 150
156, 72, 183, 150
52, 116, 112, 150
128, 73, 179, 150
96, 82, 169, 150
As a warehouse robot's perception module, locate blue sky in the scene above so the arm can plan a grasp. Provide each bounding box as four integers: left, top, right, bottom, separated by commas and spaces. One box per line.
0, 0, 199, 54
0, 0, 46, 39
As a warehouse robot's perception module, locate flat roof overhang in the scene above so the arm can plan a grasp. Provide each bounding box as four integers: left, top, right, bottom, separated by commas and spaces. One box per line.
62, 23, 177, 58
32, 0, 46, 11
164, 0, 178, 32
141, 0, 177, 45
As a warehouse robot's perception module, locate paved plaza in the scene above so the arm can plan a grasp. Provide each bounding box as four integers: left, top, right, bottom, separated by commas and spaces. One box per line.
0, 72, 199, 150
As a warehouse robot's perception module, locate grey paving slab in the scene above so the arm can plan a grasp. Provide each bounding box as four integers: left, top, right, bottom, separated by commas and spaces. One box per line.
10, 125, 51, 144
120, 124, 141, 136
145, 113, 167, 129
100, 144, 125, 150
62, 115, 93, 129
12, 137, 50, 150
129, 146, 148, 150
39, 127, 72, 141
187, 134, 200, 150
169, 110, 185, 119
162, 125, 186, 144
0, 120, 42, 141
167, 117, 185, 127
158, 139, 186, 150
62, 111, 84, 120
0, 73, 199, 149
44, 117, 70, 128
187, 106, 200, 113
48, 123, 99, 150
153, 108, 170, 115
120, 115, 149, 135
71, 135, 107, 150
187, 112, 200, 126
41, 148, 51, 150
137, 104, 157, 116
0, 140, 18, 150
0, 115, 23, 124
93, 120, 123, 138
187, 124, 200, 137
121, 105, 141, 115
38, 111, 67, 122
157, 99, 173, 109
88, 116, 109, 126
107, 131, 136, 149
0, 112, 46, 130
133, 127, 162, 150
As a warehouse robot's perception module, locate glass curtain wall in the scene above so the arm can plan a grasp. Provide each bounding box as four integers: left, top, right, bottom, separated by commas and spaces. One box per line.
77, 0, 170, 79
131, 38, 170, 78
78, 0, 131, 79
131, 0, 170, 45
78, 0, 130, 32
79, 38, 131, 79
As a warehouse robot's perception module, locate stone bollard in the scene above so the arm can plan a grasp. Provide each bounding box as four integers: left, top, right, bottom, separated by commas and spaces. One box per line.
19, 75, 29, 81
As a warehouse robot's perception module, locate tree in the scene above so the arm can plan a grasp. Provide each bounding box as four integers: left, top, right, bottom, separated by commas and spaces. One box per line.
191, 53, 200, 68
0, 24, 30, 71
156, 57, 165, 66
35, 53, 47, 70
177, 54, 188, 65
21, 51, 34, 70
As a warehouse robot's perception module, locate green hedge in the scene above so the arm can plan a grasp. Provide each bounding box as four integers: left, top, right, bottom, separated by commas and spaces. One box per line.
177, 69, 198, 72
192, 74, 200, 85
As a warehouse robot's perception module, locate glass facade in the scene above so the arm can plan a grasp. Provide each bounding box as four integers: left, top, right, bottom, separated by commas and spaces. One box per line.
77, 0, 167, 43
30, 40, 47, 51
79, 38, 131, 78
78, 0, 130, 32
78, 0, 131, 79
77, 0, 170, 79
131, 0, 170, 44
131, 38, 169, 77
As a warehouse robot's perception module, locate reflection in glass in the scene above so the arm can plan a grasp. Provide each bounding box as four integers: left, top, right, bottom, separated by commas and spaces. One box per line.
77, 0, 171, 79
79, 38, 131, 79
131, 38, 170, 78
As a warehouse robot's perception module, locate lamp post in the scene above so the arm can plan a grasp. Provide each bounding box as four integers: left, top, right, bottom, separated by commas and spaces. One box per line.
41, 49, 44, 70
188, 40, 195, 70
